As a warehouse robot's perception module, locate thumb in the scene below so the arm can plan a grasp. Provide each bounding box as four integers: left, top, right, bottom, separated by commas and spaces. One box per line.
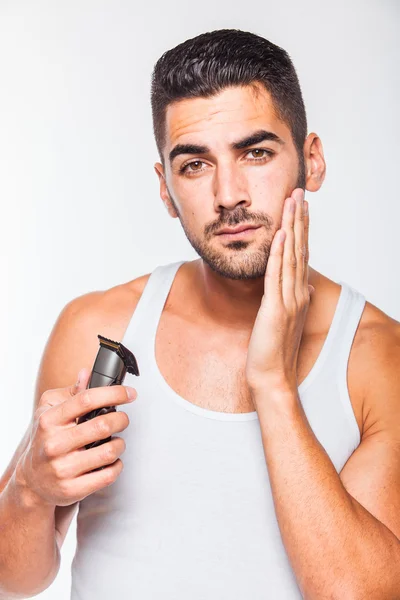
72, 367, 91, 394
35, 367, 92, 419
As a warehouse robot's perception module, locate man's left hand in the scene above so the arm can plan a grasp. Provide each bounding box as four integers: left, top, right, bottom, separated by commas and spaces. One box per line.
245, 188, 314, 396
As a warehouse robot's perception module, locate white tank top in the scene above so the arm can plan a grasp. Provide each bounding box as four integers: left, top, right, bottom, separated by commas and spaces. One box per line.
70, 260, 366, 599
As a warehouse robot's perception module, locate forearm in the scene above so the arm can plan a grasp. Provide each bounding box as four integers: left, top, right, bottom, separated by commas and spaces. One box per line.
253, 388, 400, 600
0, 465, 60, 599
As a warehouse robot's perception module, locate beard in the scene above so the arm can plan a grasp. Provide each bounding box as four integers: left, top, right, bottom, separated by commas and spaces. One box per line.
167, 158, 306, 281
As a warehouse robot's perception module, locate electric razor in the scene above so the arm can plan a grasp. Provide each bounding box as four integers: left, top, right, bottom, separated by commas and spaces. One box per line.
77, 334, 140, 450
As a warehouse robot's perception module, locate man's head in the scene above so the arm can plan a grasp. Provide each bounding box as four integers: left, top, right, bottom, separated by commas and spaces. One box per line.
151, 29, 325, 280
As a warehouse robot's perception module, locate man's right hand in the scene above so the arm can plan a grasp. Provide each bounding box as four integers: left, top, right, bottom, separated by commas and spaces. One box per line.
16, 368, 137, 507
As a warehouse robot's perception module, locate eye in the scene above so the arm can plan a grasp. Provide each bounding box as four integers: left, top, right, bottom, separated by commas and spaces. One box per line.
179, 160, 206, 175
178, 148, 274, 176
246, 149, 274, 160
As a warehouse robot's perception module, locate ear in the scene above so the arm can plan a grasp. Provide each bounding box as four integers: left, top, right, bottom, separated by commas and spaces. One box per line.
304, 133, 326, 193
154, 163, 179, 218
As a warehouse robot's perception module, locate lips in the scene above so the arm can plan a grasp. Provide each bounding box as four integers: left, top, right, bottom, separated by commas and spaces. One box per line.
217, 224, 260, 235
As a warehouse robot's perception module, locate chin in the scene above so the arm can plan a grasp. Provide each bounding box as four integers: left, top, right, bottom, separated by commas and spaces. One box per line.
199, 242, 271, 280
181, 225, 272, 280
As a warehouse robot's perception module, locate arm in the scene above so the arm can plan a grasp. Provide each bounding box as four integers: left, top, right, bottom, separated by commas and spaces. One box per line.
253, 381, 400, 600
0, 274, 146, 597
0, 291, 101, 598
245, 190, 400, 598
0, 468, 60, 600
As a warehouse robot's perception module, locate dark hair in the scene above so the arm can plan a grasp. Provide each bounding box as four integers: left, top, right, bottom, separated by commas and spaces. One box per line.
150, 28, 308, 176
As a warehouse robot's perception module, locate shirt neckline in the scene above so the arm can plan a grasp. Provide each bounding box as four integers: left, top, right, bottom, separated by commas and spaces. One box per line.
149, 263, 348, 421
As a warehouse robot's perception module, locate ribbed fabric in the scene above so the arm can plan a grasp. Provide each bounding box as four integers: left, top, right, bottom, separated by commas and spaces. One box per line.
70, 260, 366, 599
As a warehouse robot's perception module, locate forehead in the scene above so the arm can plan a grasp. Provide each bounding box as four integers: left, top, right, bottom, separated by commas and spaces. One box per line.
165, 84, 284, 148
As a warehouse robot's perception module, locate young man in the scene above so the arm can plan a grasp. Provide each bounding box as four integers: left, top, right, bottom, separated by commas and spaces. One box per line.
1, 29, 400, 600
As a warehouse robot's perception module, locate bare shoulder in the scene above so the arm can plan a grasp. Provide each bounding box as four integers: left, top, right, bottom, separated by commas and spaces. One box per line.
311, 272, 400, 441
34, 271, 152, 405
98, 272, 152, 339
351, 298, 400, 441
37, 271, 151, 549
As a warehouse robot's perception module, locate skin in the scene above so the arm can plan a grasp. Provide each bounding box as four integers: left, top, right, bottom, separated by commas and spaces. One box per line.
1, 80, 399, 599
151, 82, 400, 596
2, 75, 400, 600
154, 82, 325, 334
245, 188, 313, 392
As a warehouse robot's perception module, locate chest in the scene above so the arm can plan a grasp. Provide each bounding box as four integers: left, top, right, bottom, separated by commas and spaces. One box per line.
154, 310, 364, 437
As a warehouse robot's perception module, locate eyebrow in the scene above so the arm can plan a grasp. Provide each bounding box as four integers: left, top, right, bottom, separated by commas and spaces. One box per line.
168, 129, 285, 166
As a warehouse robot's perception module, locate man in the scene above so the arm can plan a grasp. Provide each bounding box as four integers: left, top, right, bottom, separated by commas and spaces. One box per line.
1, 28, 400, 600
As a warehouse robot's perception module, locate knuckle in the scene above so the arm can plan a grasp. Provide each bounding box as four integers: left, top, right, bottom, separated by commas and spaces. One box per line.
103, 462, 120, 485
288, 256, 297, 269
296, 244, 307, 258
43, 438, 57, 458
59, 479, 73, 499
38, 412, 51, 431
39, 389, 51, 404
79, 390, 92, 408
52, 459, 68, 480
101, 444, 117, 463
93, 417, 110, 436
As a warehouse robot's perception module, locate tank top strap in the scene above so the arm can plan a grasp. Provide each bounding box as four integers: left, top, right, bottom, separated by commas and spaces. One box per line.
326, 281, 366, 443
334, 281, 367, 372
122, 260, 185, 349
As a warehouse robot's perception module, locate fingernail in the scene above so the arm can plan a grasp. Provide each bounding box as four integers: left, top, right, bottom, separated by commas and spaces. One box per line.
76, 368, 84, 386
304, 200, 309, 215
127, 387, 137, 400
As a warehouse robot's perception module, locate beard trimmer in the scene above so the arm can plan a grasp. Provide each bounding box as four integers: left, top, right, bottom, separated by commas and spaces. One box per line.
77, 334, 140, 450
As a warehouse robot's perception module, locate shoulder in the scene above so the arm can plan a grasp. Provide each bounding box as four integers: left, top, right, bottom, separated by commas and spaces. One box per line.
101, 272, 152, 315
311, 272, 400, 440
67, 271, 153, 338
54, 271, 152, 378
352, 298, 400, 441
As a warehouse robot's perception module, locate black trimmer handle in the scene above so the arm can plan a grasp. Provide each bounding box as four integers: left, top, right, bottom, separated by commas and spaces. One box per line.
76, 335, 139, 450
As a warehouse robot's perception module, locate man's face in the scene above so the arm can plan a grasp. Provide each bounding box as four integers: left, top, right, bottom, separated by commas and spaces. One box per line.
155, 83, 307, 280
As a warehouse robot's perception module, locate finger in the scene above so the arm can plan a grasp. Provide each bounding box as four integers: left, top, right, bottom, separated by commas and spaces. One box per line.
62, 436, 126, 477
35, 368, 92, 420
303, 200, 310, 288
44, 383, 136, 427
63, 458, 124, 499
264, 227, 286, 306
50, 410, 129, 455
281, 195, 296, 308
293, 189, 306, 300
67, 368, 92, 404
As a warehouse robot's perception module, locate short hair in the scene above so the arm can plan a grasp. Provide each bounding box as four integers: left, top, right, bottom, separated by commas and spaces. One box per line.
150, 28, 308, 171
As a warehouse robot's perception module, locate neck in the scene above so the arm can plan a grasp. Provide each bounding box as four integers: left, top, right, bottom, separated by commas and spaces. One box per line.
189, 258, 318, 332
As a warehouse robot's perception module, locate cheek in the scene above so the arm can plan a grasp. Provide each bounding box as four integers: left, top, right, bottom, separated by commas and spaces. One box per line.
250, 160, 288, 188
249, 173, 286, 213
178, 177, 210, 199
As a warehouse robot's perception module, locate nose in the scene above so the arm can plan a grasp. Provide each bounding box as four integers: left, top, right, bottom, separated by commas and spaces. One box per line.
212, 160, 251, 213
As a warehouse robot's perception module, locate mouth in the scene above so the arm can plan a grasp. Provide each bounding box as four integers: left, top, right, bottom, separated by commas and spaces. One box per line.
216, 225, 262, 239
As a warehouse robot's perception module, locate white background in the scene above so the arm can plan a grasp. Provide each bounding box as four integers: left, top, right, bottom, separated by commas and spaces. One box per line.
0, 0, 399, 598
